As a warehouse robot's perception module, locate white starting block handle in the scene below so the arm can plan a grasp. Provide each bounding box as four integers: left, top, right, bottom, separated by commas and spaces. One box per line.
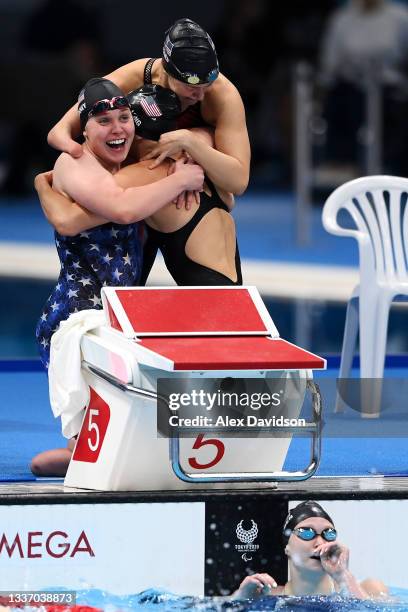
82, 362, 322, 483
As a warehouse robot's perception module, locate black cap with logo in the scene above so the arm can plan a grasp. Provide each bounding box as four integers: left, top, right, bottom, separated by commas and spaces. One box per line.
162, 18, 219, 85
127, 84, 181, 141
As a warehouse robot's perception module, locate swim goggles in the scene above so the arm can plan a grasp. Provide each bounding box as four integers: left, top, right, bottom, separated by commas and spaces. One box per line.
292, 527, 337, 542
88, 96, 130, 117
169, 62, 219, 85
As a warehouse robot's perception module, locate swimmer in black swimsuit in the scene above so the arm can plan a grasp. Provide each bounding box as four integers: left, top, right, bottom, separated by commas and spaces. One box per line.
140, 182, 242, 286
127, 85, 242, 286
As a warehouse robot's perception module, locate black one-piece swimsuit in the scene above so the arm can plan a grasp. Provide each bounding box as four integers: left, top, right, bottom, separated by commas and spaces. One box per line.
142, 59, 242, 286
140, 184, 243, 286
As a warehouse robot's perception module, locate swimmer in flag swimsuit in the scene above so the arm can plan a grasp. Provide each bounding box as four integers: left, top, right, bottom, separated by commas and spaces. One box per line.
31, 77, 203, 476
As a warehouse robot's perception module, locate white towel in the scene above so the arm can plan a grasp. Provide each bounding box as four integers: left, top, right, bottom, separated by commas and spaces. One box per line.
48, 308, 106, 439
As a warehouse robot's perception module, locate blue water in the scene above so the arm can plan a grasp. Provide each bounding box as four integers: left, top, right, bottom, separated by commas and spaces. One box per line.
49, 587, 408, 611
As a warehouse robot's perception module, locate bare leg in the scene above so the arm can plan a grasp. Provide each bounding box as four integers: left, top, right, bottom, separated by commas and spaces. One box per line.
30, 438, 75, 477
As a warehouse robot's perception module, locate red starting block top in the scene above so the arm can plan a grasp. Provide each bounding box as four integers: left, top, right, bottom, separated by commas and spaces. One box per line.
140, 336, 325, 370
102, 286, 278, 338
101, 287, 326, 371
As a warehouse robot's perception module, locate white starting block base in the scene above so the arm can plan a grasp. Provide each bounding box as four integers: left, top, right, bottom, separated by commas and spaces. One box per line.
65, 368, 307, 491
64, 287, 326, 492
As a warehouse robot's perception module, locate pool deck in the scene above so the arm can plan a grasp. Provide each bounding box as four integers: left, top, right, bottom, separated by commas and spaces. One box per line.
2, 476, 408, 505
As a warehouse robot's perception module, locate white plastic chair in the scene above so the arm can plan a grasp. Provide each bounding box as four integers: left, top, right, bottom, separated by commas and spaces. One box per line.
322, 176, 408, 416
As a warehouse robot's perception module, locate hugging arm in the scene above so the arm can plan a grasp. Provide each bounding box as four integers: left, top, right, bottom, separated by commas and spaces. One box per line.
186, 92, 249, 195
144, 81, 250, 195
143, 126, 235, 210
37, 155, 203, 236
35, 172, 108, 236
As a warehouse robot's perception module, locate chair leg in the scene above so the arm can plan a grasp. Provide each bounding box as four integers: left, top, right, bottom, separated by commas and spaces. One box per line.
361, 292, 393, 418
359, 292, 390, 418
336, 296, 359, 412
372, 293, 392, 378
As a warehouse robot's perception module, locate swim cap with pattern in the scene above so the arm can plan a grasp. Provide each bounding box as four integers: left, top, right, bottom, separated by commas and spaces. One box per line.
162, 18, 219, 85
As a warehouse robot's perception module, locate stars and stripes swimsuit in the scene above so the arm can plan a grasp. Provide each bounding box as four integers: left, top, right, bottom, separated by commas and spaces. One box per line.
36, 222, 143, 368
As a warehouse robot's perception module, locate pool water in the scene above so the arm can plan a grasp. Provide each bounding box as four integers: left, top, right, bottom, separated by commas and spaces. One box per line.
2, 279, 408, 359
37, 588, 408, 612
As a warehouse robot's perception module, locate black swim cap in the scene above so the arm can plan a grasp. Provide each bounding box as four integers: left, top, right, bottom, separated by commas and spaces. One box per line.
78, 77, 129, 131
162, 18, 219, 85
282, 501, 334, 543
127, 84, 181, 141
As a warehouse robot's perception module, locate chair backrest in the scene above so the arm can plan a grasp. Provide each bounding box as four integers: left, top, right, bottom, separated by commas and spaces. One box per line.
322, 176, 408, 284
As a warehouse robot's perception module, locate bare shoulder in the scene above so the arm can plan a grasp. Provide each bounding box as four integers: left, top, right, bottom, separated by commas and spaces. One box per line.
54, 151, 74, 170
53, 150, 106, 192
360, 578, 389, 599
104, 58, 148, 93
208, 74, 243, 105
52, 152, 80, 193
202, 73, 245, 123
55, 149, 98, 172
53, 151, 79, 179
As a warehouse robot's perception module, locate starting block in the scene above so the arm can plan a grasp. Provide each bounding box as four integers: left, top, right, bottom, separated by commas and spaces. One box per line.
64, 287, 326, 491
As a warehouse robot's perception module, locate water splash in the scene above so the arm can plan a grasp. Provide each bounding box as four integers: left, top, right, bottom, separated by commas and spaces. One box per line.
3, 588, 407, 612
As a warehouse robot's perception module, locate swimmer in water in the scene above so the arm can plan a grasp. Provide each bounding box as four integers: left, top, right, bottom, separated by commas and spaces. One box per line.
234, 501, 388, 600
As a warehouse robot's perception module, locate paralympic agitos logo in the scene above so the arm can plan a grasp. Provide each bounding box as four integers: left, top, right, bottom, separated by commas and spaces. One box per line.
235, 520, 259, 555
0, 530, 95, 559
